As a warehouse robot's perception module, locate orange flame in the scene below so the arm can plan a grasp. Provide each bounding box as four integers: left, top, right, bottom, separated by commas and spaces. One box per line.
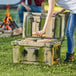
1, 4, 12, 30
5, 4, 10, 16
5, 4, 12, 21
6, 4, 10, 12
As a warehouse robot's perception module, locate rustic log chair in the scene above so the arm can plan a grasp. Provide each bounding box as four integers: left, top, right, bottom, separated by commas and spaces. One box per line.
11, 12, 70, 66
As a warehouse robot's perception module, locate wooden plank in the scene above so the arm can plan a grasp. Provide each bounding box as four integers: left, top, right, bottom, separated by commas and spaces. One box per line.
33, 16, 41, 22
32, 22, 40, 37
60, 14, 66, 39
32, 22, 36, 33
35, 22, 40, 31
11, 38, 61, 48
23, 12, 29, 38
33, 13, 41, 15
13, 46, 20, 63
37, 39, 52, 43
21, 39, 34, 42
44, 47, 52, 65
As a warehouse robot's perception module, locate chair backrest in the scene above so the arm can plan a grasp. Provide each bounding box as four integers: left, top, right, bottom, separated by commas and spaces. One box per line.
23, 12, 68, 40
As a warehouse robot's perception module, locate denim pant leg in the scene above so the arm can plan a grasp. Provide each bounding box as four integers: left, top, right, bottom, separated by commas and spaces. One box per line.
18, 5, 41, 23
29, 6, 42, 13
18, 5, 27, 23
66, 13, 76, 54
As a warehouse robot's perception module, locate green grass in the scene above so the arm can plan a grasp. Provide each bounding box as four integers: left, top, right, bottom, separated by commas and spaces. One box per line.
0, 9, 76, 76
0, 36, 76, 76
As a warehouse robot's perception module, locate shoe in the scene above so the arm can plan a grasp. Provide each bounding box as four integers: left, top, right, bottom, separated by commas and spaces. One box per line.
13, 28, 22, 36
64, 53, 74, 62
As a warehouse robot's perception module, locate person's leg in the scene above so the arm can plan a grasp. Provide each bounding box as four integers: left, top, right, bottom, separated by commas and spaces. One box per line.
18, 4, 27, 24
65, 13, 76, 62
13, 5, 27, 35
66, 13, 76, 54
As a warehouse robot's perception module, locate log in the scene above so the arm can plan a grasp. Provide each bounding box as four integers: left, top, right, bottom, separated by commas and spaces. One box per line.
21, 39, 34, 42
37, 39, 52, 43
23, 12, 29, 38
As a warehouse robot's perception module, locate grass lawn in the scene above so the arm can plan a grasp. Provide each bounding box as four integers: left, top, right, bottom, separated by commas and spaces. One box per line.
0, 35, 76, 76
0, 7, 76, 76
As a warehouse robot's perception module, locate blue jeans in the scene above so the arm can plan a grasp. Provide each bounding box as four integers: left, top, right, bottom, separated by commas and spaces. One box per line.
18, 5, 42, 23
66, 12, 76, 54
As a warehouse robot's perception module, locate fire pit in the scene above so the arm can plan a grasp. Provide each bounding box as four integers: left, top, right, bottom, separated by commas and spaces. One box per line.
0, 5, 19, 37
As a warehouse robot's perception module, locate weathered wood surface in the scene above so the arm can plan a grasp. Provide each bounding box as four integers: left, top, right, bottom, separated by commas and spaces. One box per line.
60, 14, 66, 39
23, 12, 29, 38
11, 38, 61, 48
13, 46, 20, 63
12, 38, 61, 65
23, 12, 66, 39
